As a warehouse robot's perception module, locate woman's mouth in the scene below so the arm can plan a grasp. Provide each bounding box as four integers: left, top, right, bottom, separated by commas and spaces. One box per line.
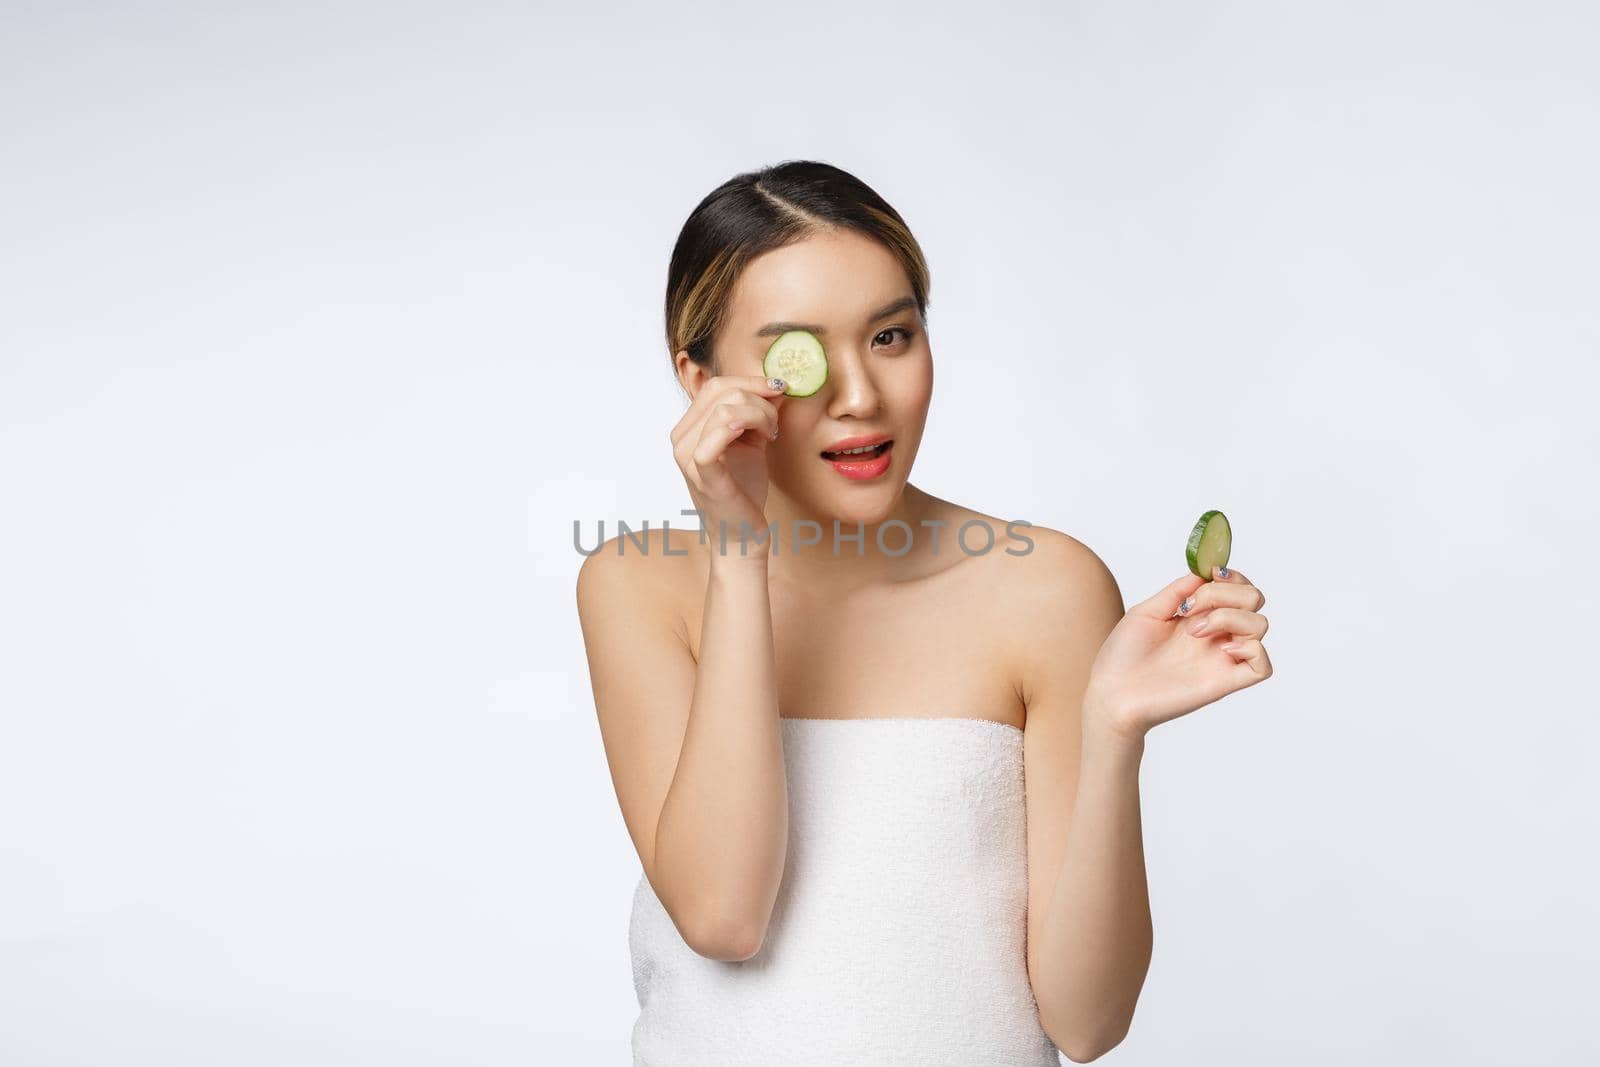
820, 440, 893, 479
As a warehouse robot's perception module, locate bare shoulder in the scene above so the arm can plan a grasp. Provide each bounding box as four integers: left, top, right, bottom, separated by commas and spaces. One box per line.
972, 518, 1126, 712
997, 522, 1122, 613
575, 525, 701, 645
926, 494, 1119, 610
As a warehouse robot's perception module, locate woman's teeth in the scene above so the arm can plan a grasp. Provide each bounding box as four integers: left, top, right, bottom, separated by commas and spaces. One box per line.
823, 441, 890, 459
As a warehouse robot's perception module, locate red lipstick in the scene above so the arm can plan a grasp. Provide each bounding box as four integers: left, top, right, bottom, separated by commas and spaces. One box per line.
822, 433, 892, 453
819, 434, 894, 480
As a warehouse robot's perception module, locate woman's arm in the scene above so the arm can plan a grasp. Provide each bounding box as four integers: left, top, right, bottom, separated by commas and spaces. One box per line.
1019, 534, 1274, 1061
1030, 719, 1152, 1062
1014, 534, 1152, 1062
577, 532, 788, 962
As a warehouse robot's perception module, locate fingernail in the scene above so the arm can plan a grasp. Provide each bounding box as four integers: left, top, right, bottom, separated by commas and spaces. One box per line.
768, 377, 786, 390
1177, 597, 1193, 616
1216, 566, 1230, 578
1221, 641, 1241, 653
1188, 618, 1207, 636
771, 427, 779, 440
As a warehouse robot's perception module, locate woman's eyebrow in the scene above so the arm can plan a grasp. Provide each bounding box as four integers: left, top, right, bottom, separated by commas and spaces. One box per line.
754, 295, 918, 337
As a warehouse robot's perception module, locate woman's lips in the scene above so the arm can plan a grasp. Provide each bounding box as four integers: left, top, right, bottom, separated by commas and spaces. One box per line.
820, 440, 893, 479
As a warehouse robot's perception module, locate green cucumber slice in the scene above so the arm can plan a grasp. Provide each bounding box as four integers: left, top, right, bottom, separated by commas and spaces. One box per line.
1185, 509, 1232, 580
763, 330, 828, 397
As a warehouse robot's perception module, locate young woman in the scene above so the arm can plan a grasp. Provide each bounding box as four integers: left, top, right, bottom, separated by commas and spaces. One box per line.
576, 160, 1274, 1065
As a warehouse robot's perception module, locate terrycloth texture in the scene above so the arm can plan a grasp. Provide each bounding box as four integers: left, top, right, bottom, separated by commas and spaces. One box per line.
628, 716, 1063, 1066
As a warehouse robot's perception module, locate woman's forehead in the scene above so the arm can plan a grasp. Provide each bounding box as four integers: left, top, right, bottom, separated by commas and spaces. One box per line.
727, 234, 909, 331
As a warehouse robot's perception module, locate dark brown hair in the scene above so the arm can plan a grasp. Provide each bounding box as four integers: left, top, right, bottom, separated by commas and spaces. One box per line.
664, 160, 931, 381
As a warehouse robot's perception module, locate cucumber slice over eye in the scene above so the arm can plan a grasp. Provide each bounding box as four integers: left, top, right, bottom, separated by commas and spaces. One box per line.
1185, 509, 1232, 580
763, 330, 829, 397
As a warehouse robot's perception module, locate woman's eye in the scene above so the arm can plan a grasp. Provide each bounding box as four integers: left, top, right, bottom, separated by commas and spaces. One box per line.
875, 327, 914, 348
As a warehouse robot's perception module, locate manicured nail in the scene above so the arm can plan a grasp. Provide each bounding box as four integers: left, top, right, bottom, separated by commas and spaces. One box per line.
1188, 618, 1207, 635
1216, 566, 1230, 578
1221, 641, 1242, 653
1177, 597, 1193, 616
768, 377, 786, 390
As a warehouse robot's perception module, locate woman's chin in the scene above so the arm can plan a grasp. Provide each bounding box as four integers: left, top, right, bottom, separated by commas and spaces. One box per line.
815, 483, 908, 527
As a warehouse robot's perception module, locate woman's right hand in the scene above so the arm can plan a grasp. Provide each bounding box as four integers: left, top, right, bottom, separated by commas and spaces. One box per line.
670, 375, 789, 553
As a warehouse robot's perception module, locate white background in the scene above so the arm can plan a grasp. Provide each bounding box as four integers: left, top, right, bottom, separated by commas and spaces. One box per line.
3, 2, 1596, 1064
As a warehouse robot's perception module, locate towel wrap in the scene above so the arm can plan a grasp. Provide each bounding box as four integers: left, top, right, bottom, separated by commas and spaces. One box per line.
628, 716, 1063, 1065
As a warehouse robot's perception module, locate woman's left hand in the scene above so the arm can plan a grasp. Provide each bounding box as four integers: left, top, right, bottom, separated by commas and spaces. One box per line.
1082, 566, 1274, 743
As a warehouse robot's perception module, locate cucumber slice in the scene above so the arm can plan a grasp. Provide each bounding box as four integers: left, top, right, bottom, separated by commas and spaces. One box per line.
763, 330, 828, 397
1185, 509, 1232, 580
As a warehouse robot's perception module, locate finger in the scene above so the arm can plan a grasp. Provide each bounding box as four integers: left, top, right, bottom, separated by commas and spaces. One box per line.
714, 401, 780, 445
721, 394, 783, 434
1184, 607, 1269, 640
673, 377, 788, 446
1211, 563, 1263, 597
687, 393, 781, 451
1219, 637, 1273, 680
1176, 579, 1265, 617
705, 374, 792, 400
1208, 565, 1265, 610
1139, 573, 1209, 620
688, 422, 748, 491
719, 375, 792, 408
673, 380, 744, 446
1163, 575, 1213, 619
692, 404, 777, 468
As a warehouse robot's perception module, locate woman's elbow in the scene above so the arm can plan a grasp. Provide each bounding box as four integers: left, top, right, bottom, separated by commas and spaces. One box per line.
682, 910, 769, 961
1053, 1019, 1131, 1063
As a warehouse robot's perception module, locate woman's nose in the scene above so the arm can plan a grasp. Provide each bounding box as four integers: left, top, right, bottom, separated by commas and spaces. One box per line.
825, 349, 882, 417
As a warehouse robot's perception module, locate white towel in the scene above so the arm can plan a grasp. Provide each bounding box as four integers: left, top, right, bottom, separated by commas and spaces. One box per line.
628, 716, 1064, 1065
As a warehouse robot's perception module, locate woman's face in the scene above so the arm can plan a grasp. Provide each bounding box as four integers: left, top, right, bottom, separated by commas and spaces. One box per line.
712, 228, 933, 525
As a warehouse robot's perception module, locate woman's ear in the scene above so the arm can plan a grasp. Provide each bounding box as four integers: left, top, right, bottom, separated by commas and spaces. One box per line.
675, 349, 711, 400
